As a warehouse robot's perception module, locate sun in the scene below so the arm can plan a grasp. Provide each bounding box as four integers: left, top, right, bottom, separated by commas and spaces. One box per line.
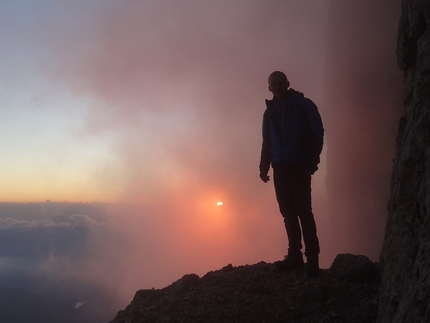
216, 201, 223, 206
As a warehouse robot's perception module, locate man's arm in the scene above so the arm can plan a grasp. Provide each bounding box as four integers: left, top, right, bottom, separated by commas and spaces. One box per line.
307, 100, 324, 158
305, 99, 324, 144
259, 110, 272, 183
303, 99, 324, 174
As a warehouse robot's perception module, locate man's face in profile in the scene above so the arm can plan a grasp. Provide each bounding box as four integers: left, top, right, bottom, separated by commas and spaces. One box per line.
268, 73, 289, 102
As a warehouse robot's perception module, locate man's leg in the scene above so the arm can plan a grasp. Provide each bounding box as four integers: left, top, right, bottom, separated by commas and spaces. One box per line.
292, 170, 320, 257
292, 168, 320, 276
273, 165, 303, 270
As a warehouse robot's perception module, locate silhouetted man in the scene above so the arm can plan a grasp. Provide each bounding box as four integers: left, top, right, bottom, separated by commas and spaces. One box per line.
259, 71, 323, 277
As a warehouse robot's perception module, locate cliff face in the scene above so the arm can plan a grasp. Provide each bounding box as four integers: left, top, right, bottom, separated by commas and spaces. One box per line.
378, 1, 430, 322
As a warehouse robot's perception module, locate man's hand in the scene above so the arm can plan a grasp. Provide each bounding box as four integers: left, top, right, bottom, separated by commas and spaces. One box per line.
260, 172, 270, 183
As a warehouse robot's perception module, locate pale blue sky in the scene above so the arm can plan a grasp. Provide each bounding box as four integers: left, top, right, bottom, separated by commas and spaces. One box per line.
1, 0, 119, 201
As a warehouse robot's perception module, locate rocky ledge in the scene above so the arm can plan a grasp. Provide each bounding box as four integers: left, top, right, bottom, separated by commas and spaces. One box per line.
110, 254, 380, 323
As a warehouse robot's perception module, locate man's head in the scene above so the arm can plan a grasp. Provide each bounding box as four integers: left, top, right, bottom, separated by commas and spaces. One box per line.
268, 71, 290, 102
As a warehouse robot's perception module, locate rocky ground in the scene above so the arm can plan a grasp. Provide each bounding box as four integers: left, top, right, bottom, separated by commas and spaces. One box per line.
110, 254, 380, 323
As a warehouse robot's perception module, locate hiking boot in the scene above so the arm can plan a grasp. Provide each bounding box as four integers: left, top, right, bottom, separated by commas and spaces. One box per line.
306, 255, 319, 277
274, 253, 304, 272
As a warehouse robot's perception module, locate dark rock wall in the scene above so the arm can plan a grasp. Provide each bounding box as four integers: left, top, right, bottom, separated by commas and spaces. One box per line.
378, 1, 430, 322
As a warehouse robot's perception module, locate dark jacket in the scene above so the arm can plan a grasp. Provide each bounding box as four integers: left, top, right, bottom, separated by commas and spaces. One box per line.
259, 89, 324, 174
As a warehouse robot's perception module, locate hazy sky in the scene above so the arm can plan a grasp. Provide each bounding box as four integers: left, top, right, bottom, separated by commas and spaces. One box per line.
1, 0, 328, 203
0, 0, 402, 318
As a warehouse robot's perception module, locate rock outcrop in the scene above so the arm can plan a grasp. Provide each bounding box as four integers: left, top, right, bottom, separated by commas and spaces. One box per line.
377, 1, 430, 322
110, 255, 379, 323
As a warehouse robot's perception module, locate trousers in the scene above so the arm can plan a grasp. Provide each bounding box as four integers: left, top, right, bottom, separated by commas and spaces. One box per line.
273, 164, 320, 257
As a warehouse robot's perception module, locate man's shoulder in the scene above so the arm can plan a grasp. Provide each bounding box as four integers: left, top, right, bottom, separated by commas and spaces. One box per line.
296, 96, 318, 110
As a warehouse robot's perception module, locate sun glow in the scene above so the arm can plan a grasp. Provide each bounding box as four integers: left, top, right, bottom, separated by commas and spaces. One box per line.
216, 201, 223, 206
